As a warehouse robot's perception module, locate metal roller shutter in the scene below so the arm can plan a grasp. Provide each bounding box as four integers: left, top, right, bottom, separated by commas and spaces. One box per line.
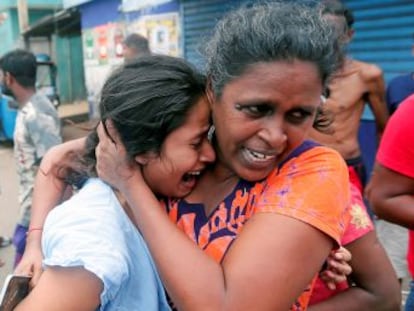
181, 0, 248, 69
344, 0, 414, 83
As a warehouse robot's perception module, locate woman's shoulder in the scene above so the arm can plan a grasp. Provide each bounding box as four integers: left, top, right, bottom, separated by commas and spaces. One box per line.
272, 141, 347, 177
262, 141, 348, 197
249, 141, 348, 202
254, 142, 350, 243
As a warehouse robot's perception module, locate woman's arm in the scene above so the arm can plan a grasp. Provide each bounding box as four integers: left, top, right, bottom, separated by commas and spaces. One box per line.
15, 266, 102, 311
309, 231, 401, 311
14, 138, 87, 285
117, 179, 334, 311
95, 123, 348, 311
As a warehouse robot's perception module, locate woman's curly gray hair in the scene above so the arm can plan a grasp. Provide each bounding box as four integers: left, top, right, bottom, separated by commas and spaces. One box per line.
203, 1, 344, 98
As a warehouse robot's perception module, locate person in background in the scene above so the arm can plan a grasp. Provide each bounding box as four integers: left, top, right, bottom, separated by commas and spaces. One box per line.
309, 0, 389, 195
374, 37, 414, 286
367, 93, 414, 311
0, 49, 62, 267
122, 33, 150, 61
385, 33, 414, 114
386, 72, 414, 114
87, 33, 150, 119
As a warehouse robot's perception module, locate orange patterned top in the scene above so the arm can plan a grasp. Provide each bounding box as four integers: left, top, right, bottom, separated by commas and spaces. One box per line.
166, 140, 350, 310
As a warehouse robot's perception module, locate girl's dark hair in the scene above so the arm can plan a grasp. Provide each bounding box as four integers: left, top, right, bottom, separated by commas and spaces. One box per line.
203, 1, 345, 132
66, 55, 206, 183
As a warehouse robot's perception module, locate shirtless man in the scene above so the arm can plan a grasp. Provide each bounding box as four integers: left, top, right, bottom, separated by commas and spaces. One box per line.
310, 0, 389, 193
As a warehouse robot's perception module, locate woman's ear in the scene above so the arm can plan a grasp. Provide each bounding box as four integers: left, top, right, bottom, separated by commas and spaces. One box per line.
134, 152, 157, 165
135, 154, 149, 165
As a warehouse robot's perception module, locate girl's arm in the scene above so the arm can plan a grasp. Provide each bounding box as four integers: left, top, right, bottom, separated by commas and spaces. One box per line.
15, 266, 102, 311
95, 122, 348, 311
14, 138, 87, 286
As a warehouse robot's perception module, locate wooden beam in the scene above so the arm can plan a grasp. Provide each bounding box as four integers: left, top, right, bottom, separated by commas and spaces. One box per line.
17, 0, 29, 32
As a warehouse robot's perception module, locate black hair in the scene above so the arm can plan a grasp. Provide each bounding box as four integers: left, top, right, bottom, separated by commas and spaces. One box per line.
202, 1, 344, 132
0, 49, 37, 88
74, 55, 206, 180
123, 33, 150, 56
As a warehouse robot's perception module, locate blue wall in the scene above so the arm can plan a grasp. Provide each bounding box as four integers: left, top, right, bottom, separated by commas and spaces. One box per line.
181, 0, 250, 69
344, 0, 414, 84
79, 0, 121, 29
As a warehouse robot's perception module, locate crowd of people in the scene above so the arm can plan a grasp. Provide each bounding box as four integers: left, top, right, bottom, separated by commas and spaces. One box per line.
0, 0, 413, 310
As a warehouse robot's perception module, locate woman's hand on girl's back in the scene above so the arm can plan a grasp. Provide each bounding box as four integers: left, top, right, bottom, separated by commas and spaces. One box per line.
95, 120, 141, 192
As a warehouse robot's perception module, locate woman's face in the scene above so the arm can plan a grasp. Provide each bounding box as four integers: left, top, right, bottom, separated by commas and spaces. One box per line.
211, 60, 323, 181
139, 96, 215, 198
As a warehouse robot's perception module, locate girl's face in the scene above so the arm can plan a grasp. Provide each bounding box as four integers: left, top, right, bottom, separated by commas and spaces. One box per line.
138, 96, 215, 198
210, 60, 323, 181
